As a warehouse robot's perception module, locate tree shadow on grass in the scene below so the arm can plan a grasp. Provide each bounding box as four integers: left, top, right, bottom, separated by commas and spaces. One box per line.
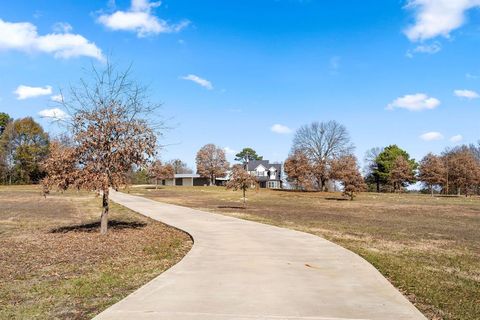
50, 220, 147, 233
324, 197, 349, 201
218, 205, 246, 210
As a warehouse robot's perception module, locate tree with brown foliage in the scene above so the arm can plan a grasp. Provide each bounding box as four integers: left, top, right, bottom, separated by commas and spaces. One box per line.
42, 62, 159, 234
390, 156, 415, 192
445, 148, 480, 196
291, 120, 354, 191
284, 150, 313, 190
418, 153, 446, 196
42, 140, 79, 193
149, 160, 175, 188
330, 155, 366, 200
196, 144, 229, 185
226, 165, 258, 207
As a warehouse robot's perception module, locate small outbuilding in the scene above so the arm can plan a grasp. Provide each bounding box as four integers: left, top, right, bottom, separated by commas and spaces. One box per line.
161, 174, 224, 187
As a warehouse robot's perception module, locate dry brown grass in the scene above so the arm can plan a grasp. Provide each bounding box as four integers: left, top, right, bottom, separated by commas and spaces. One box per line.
0, 185, 192, 319
130, 186, 480, 320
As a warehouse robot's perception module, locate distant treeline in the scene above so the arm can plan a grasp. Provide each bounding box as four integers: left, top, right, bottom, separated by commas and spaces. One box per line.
2, 113, 479, 196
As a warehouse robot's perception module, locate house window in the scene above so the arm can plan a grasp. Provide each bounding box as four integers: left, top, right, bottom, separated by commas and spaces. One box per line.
268, 181, 278, 189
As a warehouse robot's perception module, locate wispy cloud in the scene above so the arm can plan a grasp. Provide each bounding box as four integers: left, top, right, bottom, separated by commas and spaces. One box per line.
0, 19, 104, 61
14, 85, 52, 100
224, 146, 236, 155
466, 73, 479, 79
38, 108, 69, 120
387, 93, 440, 111
271, 124, 292, 134
450, 134, 463, 143
454, 89, 479, 99
50, 94, 63, 102
406, 41, 442, 57
404, 0, 480, 42
181, 74, 213, 90
420, 131, 444, 141
52, 22, 73, 33
97, 0, 189, 37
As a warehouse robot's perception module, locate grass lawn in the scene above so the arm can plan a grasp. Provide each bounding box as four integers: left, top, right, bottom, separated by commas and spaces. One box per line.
0, 185, 192, 319
128, 185, 480, 320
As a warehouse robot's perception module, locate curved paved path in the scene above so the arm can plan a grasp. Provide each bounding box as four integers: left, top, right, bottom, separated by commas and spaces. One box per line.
94, 190, 426, 320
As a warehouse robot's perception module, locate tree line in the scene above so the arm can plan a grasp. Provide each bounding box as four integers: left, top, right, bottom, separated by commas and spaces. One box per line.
284, 120, 480, 197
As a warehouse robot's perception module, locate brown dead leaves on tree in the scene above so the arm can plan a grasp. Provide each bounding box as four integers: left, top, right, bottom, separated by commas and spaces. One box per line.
149, 160, 175, 188
390, 156, 416, 192
330, 155, 366, 200
42, 62, 160, 234
226, 165, 259, 207
195, 143, 229, 185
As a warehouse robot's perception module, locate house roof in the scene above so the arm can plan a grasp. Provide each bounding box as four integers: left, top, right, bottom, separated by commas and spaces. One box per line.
174, 174, 201, 178
246, 160, 281, 171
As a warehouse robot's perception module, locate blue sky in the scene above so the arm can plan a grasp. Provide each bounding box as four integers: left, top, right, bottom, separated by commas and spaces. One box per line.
1, 0, 480, 169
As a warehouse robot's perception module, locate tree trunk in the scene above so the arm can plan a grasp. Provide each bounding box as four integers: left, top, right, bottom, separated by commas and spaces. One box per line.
376, 177, 380, 193
446, 173, 449, 194
155, 178, 158, 189
431, 185, 434, 197
243, 189, 246, 207
320, 178, 327, 192
101, 189, 109, 235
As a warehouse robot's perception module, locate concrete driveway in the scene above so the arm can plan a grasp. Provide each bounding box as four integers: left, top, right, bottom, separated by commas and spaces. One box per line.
94, 190, 426, 320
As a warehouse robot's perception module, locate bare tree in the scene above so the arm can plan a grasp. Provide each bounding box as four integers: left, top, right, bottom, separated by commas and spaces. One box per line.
291, 121, 354, 190
284, 150, 313, 190
390, 156, 415, 192
168, 159, 193, 174
330, 155, 366, 200
43, 62, 159, 234
418, 153, 446, 196
226, 165, 258, 207
149, 160, 175, 188
196, 144, 229, 185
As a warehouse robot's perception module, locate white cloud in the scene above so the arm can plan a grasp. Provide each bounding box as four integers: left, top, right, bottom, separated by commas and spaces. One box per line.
50, 94, 63, 102
407, 42, 442, 57
0, 18, 104, 61
224, 147, 236, 155
14, 85, 52, 100
98, 0, 189, 37
181, 74, 213, 90
420, 131, 444, 141
38, 108, 69, 120
450, 134, 463, 143
404, 0, 480, 42
454, 89, 479, 99
387, 93, 440, 111
271, 124, 292, 134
